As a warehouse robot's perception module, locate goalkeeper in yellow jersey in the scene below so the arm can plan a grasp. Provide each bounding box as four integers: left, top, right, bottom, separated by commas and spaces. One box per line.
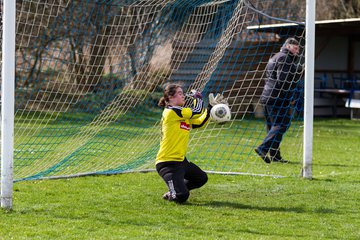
156, 84, 212, 203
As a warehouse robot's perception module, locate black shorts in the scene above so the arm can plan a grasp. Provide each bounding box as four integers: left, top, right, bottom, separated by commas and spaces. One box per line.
156, 158, 208, 202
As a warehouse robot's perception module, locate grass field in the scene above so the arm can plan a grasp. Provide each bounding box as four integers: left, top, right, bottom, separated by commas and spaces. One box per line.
1, 119, 359, 239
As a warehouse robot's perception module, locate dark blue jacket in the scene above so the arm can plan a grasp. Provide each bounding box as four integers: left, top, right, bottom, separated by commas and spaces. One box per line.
260, 47, 303, 107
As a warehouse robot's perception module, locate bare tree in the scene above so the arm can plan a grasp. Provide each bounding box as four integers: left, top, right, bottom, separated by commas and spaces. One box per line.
317, 0, 360, 20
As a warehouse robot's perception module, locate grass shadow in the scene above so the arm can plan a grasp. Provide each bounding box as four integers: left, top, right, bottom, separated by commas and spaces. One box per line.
190, 200, 336, 214
193, 200, 305, 212
314, 163, 360, 168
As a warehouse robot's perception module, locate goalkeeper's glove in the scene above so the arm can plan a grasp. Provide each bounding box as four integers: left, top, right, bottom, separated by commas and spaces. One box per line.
209, 93, 228, 106
186, 89, 202, 99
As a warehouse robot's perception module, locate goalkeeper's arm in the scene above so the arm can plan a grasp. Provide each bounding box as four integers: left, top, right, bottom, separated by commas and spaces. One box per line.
179, 98, 205, 122
190, 98, 205, 118
186, 90, 205, 119
191, 108, 211, 129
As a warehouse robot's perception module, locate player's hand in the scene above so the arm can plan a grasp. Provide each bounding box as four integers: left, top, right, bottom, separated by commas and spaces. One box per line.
187, 89, 202, 99
209, 93, 228, 106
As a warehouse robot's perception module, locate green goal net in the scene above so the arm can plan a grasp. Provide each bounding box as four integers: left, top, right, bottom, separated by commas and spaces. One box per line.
2, 0, 306, 181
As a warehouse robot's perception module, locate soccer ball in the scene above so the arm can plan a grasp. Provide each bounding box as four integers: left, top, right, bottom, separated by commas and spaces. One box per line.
210, 104, 231, 123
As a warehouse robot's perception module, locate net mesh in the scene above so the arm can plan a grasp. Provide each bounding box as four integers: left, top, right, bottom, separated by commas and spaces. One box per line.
1, 0, 306, 181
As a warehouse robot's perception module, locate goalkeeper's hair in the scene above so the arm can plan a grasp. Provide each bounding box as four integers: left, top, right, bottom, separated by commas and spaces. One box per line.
158, 84, 182, 107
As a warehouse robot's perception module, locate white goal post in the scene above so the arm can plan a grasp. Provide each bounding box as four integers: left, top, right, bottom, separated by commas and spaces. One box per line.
302, 0, 316, 179
1, 0, 16, 209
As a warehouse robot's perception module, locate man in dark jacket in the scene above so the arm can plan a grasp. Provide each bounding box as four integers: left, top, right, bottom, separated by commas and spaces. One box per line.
255, 37, 304, 163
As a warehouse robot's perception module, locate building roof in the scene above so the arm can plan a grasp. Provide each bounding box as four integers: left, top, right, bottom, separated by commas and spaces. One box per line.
315, 18, 360, 35
247, 18, 360, 36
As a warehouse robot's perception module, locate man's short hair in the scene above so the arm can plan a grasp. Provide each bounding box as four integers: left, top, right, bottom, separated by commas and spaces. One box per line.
285, 37, 299, 46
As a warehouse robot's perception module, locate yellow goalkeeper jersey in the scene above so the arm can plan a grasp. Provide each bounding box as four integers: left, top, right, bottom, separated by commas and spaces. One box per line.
156, 99, 210, 164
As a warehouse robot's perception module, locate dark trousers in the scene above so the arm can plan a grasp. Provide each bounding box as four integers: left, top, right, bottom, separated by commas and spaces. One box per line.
156, 158, 208, 203
257, 104, 292, 160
